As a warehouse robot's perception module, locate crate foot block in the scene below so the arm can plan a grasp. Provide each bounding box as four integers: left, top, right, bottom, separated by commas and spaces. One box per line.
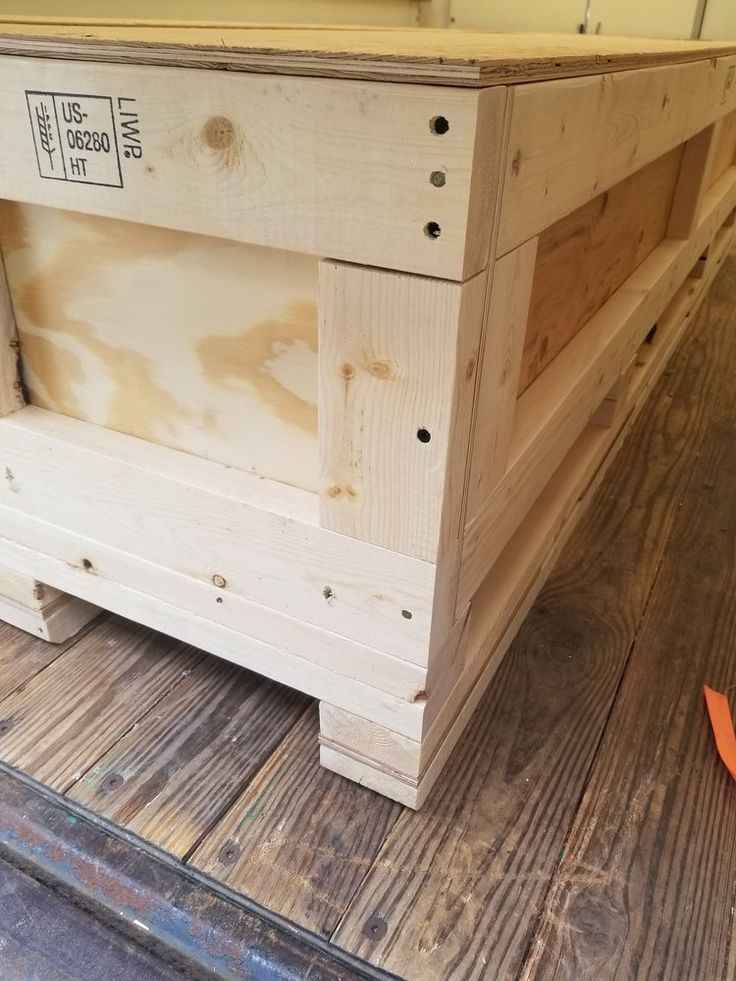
0, 567, 101, 643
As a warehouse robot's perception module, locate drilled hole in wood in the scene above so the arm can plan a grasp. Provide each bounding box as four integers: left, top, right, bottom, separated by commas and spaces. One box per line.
424, 221, 441, 239
417, 428, 432, 443
402, 609, 413, 620
323, 586, 335, 602
430, 170, 446, 187
430, 115, 450, 135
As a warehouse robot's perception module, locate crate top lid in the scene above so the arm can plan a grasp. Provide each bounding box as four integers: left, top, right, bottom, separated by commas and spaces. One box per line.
1, 19, 735, 87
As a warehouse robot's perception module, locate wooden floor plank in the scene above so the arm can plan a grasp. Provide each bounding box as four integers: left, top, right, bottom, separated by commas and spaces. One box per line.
520, 267, 736, 981
68, 656, 309, 858
328, 261, 736, 980
190, 705, 403, 938
0, 616, 201, 790
0, 616, 99, 704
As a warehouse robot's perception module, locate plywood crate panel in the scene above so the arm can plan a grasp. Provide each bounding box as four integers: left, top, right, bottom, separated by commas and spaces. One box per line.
0, 20, 734, 808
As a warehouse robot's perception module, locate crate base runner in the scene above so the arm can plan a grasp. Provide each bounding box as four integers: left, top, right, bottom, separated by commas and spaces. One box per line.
0, 26, 735, 807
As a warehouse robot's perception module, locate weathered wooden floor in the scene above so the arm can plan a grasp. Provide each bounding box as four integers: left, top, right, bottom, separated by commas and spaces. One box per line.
1, 256, 735, 981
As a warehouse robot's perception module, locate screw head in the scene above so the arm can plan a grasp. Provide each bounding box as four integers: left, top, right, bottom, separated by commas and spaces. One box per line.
430, 170, 446, 187
218, 841, 241, 866
363, 915, 388, 941
100, 772, 125, 792
212, 574, 227, 588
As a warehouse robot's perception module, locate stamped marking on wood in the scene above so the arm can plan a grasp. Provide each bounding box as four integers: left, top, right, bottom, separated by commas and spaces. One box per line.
25, 91, 141, 187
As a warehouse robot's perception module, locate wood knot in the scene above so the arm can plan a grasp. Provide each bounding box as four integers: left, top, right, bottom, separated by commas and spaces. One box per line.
363, 359, 395, 381
340, 362, 355, 380
202, 116, 236, 151
327, 484, 357, 500
465, 356, 476, 380
511, 148, 522, 177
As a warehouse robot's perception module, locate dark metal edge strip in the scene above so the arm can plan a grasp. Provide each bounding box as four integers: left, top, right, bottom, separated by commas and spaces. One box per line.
0, 762, 401, 981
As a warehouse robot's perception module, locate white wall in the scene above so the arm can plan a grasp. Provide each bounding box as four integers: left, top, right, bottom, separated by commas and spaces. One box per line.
0, 0, 420, 27
701, 0, 736, 40
450, 0, 697, 38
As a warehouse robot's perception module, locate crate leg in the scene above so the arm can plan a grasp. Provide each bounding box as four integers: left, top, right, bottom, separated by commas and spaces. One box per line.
319, 702, 424, 809
0, 565, 100, 642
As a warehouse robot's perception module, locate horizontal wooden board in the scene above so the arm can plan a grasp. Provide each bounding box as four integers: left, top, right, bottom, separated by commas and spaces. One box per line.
0, 405, 435, 664
0, 23, 734, 87
500, 56, 736, 255
0, 55, 500, 280
519, 145, 684, 393
2, 202, 320, 492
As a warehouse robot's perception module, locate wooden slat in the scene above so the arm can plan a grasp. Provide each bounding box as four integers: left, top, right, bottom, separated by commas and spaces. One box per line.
190, 706, 402, 937
329, 252, 736, 980
319, 261, 487, 561
68, 657, 308, 857
0, 616, 201, 789
499, 56, 736, 255
466, 237, 537, 520
0, 56, 499, 280
0, 25, 735, 87
709, 108, 736, 187
519, 146, 683, 393
667, 123, 720, 239
0, 247, 23, 417
0, 406, 435, 668
522, 260, 736, 980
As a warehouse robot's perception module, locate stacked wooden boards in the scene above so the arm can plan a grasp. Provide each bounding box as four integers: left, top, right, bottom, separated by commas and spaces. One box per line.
0, 21, 735, 806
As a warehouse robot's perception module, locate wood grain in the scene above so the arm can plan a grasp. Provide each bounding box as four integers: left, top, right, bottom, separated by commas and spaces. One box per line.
69, 656, 308, 857
520, 146, 683, 393
190, 706, 402, 937
499, 57, 736, 255
0, 55, 492, 280
521, 259, 736, 981
0, 615, 201, 789
319, 260, 486, 562
0, 615, 91, 704
2, 202, 320, 492
330, 257, 736, 979
0, 24, 734, 87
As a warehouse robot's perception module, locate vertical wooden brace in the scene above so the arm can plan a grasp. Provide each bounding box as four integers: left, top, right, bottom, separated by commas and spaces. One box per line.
668, 121, 721, 239
465, 237, 538, 522
0, 256, 24, 416
318, 261, 487, 563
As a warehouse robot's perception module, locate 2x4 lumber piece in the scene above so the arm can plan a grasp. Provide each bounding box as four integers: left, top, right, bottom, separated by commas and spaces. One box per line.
465, 237, 538, 521
499, 55, 736, 256
0, 405, 436, 665
0, 565, 98, 642
458, 164, 736, 614
0, 56, 504, 280
668, 122, 721, 239
0, 251, 23, 416
319, 261, 488, 563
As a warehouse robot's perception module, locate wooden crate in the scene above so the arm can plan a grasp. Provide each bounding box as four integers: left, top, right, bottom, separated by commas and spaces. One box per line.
0, 23, 735, 808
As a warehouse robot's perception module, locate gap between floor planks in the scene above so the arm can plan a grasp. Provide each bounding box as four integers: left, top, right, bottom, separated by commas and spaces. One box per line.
0, 257, 733, 978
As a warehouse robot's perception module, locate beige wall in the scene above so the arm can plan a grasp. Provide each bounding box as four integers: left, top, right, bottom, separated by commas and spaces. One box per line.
450, 0, 697, 37
702, 0, 736, 40
0, 0, 419, 26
